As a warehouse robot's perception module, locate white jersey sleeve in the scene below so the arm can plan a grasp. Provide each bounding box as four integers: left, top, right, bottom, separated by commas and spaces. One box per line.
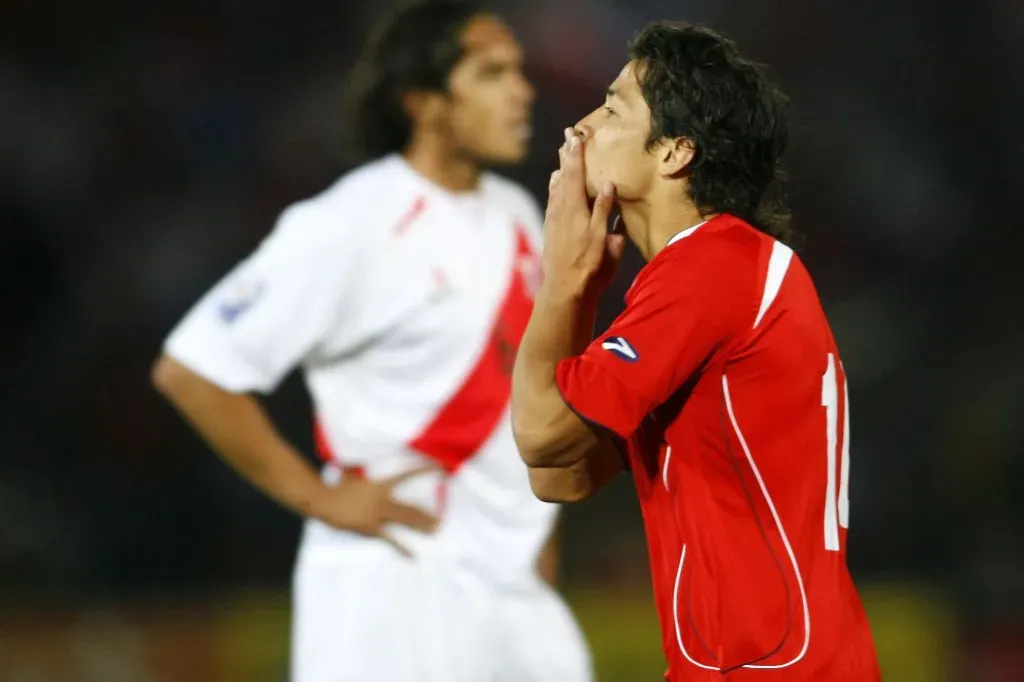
164, 199, 364, 394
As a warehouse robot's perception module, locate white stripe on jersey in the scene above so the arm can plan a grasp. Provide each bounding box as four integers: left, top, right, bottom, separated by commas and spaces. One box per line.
753, 241, 793, 329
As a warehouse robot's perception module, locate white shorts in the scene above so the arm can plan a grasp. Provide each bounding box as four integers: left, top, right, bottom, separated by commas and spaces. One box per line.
290, 539, 593, 682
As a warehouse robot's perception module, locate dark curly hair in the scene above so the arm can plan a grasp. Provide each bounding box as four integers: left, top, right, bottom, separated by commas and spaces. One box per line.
629, 22, 794, 244
343, 0, 486, 161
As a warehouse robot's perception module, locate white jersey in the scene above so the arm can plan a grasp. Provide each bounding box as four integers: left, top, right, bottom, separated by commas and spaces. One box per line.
165, 154, 556, 589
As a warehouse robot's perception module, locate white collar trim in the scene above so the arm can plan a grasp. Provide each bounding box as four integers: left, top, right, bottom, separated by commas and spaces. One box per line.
665, 220, 708, 248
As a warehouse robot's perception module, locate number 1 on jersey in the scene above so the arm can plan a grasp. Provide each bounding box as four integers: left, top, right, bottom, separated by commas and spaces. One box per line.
822, 353, 850, 551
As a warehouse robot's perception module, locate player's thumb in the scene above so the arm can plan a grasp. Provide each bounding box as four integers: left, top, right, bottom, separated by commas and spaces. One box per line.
590, 181, 616, 233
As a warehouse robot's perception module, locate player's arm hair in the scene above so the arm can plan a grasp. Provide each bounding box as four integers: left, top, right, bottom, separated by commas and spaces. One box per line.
513, 288, 623, 501
151, 354, 329, 519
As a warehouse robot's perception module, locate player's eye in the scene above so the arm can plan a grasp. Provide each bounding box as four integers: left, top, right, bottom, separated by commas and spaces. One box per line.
603, 105, 616, 117
479, 63, 507, 80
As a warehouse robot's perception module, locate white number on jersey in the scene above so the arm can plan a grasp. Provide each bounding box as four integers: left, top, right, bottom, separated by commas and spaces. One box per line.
821, 353, 851, 551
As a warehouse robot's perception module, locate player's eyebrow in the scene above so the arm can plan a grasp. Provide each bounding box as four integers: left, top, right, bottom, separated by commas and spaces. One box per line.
606, 86, 629, 108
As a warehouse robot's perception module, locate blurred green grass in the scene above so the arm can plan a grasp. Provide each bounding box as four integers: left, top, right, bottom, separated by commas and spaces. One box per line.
567, 589, 665, 682
0, 582, 959, 680
215, 582, 958, 681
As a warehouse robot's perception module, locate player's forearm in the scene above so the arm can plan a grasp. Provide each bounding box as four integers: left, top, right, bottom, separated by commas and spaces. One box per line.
151, 355, 328, 518
512, 286, 599, 468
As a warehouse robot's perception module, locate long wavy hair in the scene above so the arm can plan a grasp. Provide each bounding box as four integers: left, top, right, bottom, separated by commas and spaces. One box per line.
342, 0, 485, 161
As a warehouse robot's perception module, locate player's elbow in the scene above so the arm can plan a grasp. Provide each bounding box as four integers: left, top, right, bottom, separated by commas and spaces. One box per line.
150, 354, 192, 400
513, 429, 550, 468
527, 466, 595, 504
512, 411, 580, 469
515, 432, 578, 471
512, 412, 551, 466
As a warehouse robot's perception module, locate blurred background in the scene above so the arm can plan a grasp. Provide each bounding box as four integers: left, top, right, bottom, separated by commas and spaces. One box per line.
1, 0, 1021, 680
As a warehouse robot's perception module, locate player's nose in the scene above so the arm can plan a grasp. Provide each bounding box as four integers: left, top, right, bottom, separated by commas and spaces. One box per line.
519, 76, 536, 104
511, 70, 535, 105
572, 110, 598, 138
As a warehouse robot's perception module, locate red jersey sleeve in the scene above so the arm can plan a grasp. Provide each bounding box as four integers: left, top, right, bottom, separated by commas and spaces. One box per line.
555, 239, 748, 439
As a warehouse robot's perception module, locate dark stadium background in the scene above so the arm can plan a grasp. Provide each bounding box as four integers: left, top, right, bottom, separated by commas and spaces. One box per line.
1, 0, 1021, 679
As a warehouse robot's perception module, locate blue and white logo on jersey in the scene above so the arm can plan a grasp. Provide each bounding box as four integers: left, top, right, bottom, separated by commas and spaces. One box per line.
217, 279, 265, 323
601, 336, 638, 362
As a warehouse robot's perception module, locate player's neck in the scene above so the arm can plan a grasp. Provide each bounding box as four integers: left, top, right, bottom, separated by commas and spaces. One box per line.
619, 192, 707, 261
403, 136, 479, 194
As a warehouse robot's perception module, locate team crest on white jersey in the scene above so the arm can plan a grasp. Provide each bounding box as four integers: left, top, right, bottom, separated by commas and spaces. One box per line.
217, 278, 265, 323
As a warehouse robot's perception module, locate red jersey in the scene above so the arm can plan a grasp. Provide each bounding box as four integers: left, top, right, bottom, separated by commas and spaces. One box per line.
556, 215, 880, 681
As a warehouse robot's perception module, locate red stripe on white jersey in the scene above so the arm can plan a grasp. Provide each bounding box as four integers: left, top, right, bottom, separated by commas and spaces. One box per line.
393, 196, 428, 237
313, 418, 334, 463
408, 226, 536, 473
313, 417, 365, 476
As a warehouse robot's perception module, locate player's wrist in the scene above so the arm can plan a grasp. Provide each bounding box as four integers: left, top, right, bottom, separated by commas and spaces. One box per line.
538, 276, 588, 306
292, 478, 334, 521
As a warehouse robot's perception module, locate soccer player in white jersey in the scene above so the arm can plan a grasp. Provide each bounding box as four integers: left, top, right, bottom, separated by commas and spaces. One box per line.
150, 2, 592, 681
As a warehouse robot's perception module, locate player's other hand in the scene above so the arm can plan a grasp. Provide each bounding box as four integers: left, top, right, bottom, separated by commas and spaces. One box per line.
311, 465, 440, 558
542, 127, 626, 299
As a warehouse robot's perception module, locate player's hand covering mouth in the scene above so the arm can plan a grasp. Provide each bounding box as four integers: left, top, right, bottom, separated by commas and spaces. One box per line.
543, 127, 626, 297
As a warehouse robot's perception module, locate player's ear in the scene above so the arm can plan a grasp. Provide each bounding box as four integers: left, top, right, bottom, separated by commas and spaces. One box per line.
658, 137, 696, 178
402, 89, 448, 127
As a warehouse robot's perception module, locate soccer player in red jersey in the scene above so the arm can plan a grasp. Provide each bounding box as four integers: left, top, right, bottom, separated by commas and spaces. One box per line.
512, 22, 882, 681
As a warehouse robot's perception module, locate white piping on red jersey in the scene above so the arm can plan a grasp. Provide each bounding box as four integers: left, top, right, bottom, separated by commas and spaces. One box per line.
672, 545, 718, 670
662, 446, 673, 491
753, 241, 794, 329
665, 220, 708, 247
672, 375, 811, 672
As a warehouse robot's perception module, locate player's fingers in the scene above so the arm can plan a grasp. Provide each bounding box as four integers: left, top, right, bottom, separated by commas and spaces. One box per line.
383, 463, 441, 488
557, 128, 573, 166
383, 499, 440, 533
561, 133, 584, 180
562, 126, 576, 158
378, 530, 414, 559
552, 134, 589, 216
549, 170, 561, 193
606, 232, 627, 263
589, 181, 617, 235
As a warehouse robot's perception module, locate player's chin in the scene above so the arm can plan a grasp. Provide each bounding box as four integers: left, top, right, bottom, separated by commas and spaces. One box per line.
479, 143, 528, 167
